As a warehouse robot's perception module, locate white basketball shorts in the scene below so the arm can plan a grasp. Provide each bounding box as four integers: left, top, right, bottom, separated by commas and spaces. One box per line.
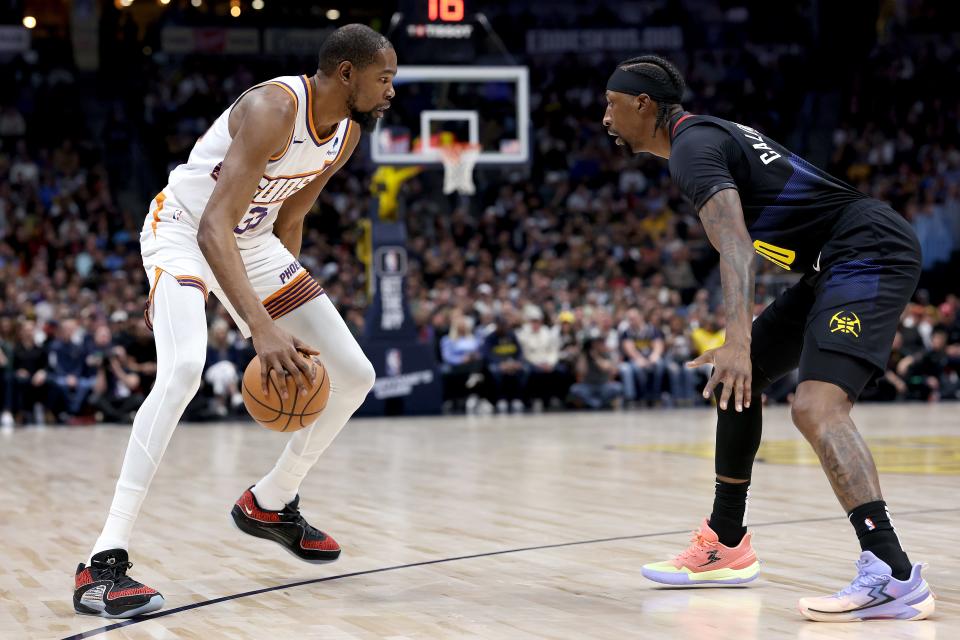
140, 192, 324, 338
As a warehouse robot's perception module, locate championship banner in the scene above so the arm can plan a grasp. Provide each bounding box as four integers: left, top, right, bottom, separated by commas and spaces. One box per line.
358, 208, 441, 415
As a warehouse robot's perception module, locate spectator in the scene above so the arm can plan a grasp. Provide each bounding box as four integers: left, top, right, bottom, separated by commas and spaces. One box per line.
9, 320, 48, 425
664, 315, 698, 406
862, 331, 910, 402
87, 326, 144, 424
556, 310, 581, 395
618, 308, 666, 406
439, 310, 483, 412
482, 314, 527, 413
516, 305, 564, 410
203, 319, 245, 417
123, 318, 159, 392
569, 337, 624, 410
47, 318, 96, 422
0, 318, 12, 428
901, 328, 960, 402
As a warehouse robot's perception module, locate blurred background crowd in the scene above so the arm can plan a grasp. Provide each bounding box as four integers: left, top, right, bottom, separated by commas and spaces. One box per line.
1, 0, 958, 425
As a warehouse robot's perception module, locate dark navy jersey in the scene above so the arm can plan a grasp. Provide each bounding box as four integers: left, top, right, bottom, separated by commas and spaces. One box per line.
668, 114, 867, 273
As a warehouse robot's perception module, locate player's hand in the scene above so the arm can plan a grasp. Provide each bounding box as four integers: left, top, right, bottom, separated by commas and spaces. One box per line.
250, 323, 318, 399
687, 343, 752, 412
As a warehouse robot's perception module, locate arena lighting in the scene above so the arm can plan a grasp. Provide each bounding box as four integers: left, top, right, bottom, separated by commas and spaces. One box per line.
160, 0, 171, 5
191, 0, 202, 7
326, 8, 340, 20
230, 5, 241, 17
252, 0, 264, 9
22, 16, 37, 29
119, 0, 134, 7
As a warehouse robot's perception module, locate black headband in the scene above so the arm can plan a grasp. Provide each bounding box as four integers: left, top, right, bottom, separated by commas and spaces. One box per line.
606, 68, 682, 103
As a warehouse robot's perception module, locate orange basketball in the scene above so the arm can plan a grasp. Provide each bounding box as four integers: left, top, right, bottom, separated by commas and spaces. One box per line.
241, 354, 330, 432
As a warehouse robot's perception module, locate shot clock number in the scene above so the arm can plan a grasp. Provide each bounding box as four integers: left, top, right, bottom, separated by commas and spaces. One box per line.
428, 0, 465, 21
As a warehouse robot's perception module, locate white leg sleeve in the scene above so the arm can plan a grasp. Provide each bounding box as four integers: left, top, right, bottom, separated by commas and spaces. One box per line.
252, 295, 375, 509
91, 273, 208, 558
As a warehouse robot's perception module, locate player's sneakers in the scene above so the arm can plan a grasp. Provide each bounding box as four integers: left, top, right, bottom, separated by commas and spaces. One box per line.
230, 487, 341, 563
798, 551, 935, 622
73, 549, 164, 618
641, 518, 760, 585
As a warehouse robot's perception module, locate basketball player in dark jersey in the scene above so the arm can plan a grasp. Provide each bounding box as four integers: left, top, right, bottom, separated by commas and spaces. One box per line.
603, 55, 934, 621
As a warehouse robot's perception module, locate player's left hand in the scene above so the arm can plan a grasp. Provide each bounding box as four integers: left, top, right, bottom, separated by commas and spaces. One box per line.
687, 343, 752, 412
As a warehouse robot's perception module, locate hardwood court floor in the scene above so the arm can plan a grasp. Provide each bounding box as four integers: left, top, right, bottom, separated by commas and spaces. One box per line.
1, 404, 957, 640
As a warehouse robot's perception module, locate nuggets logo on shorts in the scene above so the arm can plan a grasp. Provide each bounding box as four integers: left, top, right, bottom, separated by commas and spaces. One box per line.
829, 310, 861, 337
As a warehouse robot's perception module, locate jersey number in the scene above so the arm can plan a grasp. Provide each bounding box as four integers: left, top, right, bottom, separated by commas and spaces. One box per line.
753, 240, 795, 270
234, 206, 269, 235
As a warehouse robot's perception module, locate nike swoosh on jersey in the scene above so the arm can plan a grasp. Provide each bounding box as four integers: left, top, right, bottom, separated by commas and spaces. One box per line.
813, 252, 822, 272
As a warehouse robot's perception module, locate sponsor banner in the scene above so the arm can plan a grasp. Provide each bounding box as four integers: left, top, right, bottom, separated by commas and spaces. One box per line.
359, 213, 441, 415
264, 28, 334, 55
162, 27, 259, 55
72, 0, 99, 71
0, 26, 30, 54
526, 27, 682, 54
358, 343, 442, 415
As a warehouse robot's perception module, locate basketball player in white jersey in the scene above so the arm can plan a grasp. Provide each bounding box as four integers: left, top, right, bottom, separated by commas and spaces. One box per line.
73, 24, 396, 618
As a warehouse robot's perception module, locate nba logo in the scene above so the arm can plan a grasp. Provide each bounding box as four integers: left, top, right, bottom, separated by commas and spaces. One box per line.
375, 246, 408, 277
386, 349, 402, 377
384, 250, 400, 273
864, 518, 876, 531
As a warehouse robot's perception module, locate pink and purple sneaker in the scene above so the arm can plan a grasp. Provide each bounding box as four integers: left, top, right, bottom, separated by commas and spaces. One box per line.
641, 518, 761, 586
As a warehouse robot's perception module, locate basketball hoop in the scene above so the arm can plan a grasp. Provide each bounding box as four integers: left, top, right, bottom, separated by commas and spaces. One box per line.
438, 143, 481, 196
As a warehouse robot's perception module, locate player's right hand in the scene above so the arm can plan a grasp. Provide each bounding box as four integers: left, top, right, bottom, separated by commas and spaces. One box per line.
687, 342, 752, 412
251, 323, 318, 399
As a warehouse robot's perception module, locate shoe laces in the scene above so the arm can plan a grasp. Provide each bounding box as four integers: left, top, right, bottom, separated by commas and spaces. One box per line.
283, 503, 325, 540
836, 558, 886, 597
94, 559, 141, 588
676, 530, 715, 562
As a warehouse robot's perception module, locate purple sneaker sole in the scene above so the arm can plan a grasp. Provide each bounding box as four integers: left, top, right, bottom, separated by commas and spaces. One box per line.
641, 562, 761, 586
799, 581, 935, 622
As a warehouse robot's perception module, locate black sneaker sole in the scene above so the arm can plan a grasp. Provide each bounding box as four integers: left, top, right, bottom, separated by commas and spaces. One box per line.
74, 594, 165, 618
230, 505, 341, 564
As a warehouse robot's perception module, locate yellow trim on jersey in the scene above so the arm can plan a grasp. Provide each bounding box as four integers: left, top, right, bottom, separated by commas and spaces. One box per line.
150, 193, 166, 238
753, 239, 795, 270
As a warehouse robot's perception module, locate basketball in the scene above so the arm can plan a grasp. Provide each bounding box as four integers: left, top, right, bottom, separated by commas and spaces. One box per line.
241, 354, 330, 432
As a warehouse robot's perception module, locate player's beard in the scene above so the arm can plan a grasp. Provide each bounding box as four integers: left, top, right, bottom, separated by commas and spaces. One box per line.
347, 92, 380, 133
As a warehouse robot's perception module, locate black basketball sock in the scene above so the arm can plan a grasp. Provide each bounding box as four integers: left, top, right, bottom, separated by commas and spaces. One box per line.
848, 500, 913, 580
709, 480, 750, 547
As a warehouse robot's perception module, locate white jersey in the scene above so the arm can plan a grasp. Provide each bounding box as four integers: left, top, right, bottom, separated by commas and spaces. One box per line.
152, 74, 353, 249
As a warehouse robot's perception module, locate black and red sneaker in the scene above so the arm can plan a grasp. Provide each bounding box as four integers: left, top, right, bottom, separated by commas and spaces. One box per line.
73, 549, 164, 618
230, 487, 341, 563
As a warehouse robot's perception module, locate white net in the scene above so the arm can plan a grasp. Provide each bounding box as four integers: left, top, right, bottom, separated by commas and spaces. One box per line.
439, 143, 481, 196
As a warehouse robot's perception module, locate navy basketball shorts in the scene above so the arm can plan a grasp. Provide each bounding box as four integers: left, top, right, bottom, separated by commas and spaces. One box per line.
750, 199, 921, 401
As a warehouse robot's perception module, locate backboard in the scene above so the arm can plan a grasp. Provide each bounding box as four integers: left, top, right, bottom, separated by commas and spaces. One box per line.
371, 65, 530, 165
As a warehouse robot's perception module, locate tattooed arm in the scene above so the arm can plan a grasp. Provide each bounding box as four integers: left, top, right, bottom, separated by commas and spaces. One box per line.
687, 187, 755, 412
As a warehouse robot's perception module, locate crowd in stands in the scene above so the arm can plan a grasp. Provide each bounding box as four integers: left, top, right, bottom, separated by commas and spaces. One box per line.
1, 5, 959, 425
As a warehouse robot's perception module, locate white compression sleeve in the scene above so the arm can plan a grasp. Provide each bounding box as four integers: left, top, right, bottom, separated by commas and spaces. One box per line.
252, 294, 375, 509
91, 273, 208, 558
